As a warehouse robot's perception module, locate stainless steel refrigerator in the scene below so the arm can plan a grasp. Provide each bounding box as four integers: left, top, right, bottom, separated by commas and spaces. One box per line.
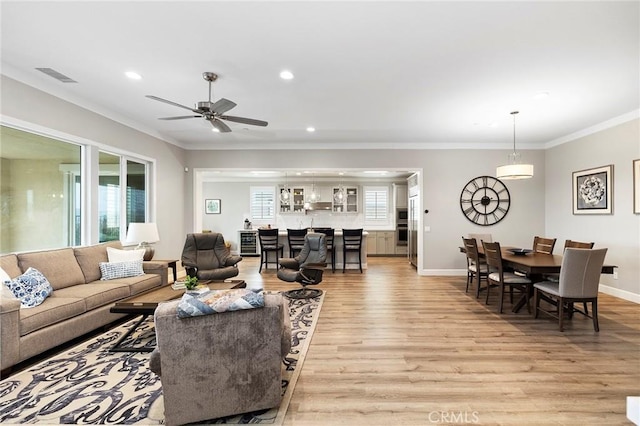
407, 174, 419, 268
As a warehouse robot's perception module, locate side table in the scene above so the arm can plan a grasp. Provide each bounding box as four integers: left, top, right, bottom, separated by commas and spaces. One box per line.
154, 259, 179, 283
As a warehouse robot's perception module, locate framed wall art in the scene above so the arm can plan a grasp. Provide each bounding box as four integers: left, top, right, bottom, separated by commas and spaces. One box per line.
572, 165, 613, 215
634, 159, 640, 214
205, 199, 221, 214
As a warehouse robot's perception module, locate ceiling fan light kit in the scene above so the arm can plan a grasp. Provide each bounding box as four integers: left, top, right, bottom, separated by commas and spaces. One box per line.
146, 72, 268, 133
496, 111, 534, 180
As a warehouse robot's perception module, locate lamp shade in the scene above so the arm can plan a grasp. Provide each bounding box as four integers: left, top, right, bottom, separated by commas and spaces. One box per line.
496, 163, 534, 180
125, 223, 160, 244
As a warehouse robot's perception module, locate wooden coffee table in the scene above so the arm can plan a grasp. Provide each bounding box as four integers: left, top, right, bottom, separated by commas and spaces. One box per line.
109, 279, 246, 352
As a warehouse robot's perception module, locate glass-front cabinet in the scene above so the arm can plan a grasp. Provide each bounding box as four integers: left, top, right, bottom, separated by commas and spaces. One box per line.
332, 186, 358, 213
279, 186, 305, 213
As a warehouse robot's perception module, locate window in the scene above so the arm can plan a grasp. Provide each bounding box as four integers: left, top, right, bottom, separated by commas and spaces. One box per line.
250, 186, 275, 221
364, 186, 389, 224
0, 125, 152, 253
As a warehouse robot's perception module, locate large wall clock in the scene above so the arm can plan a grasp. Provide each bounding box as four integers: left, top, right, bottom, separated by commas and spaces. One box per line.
460, 176, 511, 226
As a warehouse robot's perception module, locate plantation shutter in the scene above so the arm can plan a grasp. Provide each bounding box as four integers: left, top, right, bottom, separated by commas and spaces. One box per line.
364, 186, 388, 222
250, 186, 276, 220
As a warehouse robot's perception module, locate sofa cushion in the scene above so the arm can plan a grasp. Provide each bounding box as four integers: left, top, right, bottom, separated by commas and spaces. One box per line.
100, 260, 144, 280
19, 297, 86, 336
5, 267, 53, 308
107, 247, 145, 263
17, 248, 85, 290
107, 274, 161, 295
0, 267, 10, 283
0, 254, 21, 279
74, 241, 122, 283
53, 283, 131, 310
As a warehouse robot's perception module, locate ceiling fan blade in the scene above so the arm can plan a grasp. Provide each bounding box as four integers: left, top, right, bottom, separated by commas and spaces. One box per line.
211, 119, 232, 133
158, 115, 202, 120
210, 98, 237, 114
220, 115, 268, 127
146, 95, 201, 113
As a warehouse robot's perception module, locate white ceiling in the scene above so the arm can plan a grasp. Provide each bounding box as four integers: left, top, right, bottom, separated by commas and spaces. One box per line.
1, 1, 638, 152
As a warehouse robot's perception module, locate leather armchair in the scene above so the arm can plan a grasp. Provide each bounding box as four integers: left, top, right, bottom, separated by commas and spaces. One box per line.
278, 232, 327, 298
181, 233, 242, 280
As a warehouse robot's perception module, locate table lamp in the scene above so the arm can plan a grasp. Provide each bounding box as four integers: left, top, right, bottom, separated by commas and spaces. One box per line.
125, 223, 160, 261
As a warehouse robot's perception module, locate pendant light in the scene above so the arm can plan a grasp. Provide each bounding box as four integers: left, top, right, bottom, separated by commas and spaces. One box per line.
496, 111, 534, 180
308, 173, 320, 202
280, 173, 291, 204
333, 173, 346, 204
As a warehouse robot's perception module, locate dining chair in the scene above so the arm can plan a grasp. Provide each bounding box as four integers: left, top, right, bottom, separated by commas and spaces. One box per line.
313, 228, 335, 272
532, 236, 557, 254
468, 233, 492, 246
258, 228, 284, 273
462, 237, 489, 298
342, 228, 364, 273
482, 241, 532, 313
534, 248, 608, 332
286, 228, 308, 258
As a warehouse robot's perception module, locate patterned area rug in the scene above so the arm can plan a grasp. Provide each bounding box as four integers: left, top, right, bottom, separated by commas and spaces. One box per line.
0, 292, 324, 425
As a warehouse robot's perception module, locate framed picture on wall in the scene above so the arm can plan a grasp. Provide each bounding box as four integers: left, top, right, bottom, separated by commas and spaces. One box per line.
205, 199, 221, 214
572, 165, 613, 215
634, 159, 640, 214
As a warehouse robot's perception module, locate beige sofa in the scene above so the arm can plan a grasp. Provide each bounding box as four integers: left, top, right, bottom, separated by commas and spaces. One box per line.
0, 241, 168, 372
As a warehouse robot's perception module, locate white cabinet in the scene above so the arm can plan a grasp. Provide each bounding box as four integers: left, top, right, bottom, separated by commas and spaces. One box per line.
332, 186, 358, 213
279, 186, 305, 213
395, 184, 408, 209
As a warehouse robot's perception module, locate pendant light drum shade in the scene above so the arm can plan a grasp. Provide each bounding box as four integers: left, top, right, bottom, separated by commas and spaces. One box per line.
496, 111, 534, 180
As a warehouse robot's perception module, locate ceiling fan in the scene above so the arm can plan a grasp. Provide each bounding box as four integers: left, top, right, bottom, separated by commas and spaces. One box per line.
146, 72, 268, 133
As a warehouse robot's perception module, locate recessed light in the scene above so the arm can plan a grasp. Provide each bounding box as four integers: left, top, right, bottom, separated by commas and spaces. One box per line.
533, 91, 550, 100
488, 122, 499, 128
280, 70, 294, 80
125, 71, 142, 80
306, 127, 315, 132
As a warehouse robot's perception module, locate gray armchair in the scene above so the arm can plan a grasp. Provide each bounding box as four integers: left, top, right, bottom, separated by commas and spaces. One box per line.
181, 232, 242, 280
149, 292, 292, 426
278, 232, 327, 299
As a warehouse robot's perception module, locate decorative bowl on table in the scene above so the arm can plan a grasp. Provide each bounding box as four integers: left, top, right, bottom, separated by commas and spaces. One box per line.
508, 248, 533, 256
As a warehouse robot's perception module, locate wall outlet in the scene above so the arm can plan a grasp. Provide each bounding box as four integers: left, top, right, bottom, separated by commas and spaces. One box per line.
424, 226, 431, 232
613, 268, 618, 279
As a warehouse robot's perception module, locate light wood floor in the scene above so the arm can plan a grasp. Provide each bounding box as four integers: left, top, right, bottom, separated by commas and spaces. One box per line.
236, 256, 640, 426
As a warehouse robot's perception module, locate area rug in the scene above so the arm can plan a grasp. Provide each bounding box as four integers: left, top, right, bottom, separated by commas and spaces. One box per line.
0, 291, 324, 425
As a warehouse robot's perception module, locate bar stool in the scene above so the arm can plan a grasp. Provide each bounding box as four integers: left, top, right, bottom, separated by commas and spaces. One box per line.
314, 228, 335, 272
287, 228, 308, 258
342, 228, 363, 273
258, 228, 283, 273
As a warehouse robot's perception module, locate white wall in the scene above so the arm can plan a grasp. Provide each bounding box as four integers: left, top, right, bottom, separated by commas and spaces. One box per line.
545, 118, 640, 299
1, 76, 187, 260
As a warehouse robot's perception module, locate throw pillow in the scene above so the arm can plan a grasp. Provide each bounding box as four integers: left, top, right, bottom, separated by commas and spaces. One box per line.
100, 260, 144, 280
177, 289, 264, 318
5, 267, 53, 308
106, 247, 145, 263
0, 266, 11, 283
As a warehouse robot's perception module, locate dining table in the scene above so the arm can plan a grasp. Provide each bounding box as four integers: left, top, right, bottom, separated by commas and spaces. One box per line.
459, 245, 616, 312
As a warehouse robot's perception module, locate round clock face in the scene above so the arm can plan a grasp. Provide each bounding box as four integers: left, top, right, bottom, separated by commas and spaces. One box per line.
460, 176, 511, 226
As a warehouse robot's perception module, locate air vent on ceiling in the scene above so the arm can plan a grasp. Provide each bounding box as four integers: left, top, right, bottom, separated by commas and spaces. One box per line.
35, 68, 77, 83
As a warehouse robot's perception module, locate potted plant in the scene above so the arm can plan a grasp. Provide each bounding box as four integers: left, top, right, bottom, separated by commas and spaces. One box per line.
184, 275, 199, 290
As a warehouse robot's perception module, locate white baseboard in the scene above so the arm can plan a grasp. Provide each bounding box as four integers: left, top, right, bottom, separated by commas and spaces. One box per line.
600, 284, 640, 304
422, 270, 640, 305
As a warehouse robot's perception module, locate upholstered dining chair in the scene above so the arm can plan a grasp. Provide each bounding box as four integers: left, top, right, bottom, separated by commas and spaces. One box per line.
342, 228, 364, 273
534, 248, 607, 332
258, 228, 284, 273
286, 228, 308, 258
482, 241, 532, 313
313, 227, 335, 272
462, 237, 489, 298
278, 232, 327, 299
181, 232, 242, 280
533, 236, 557, 254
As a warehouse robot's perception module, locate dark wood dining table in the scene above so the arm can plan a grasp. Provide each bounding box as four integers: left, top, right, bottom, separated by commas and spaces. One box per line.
459, 245, 615, 312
